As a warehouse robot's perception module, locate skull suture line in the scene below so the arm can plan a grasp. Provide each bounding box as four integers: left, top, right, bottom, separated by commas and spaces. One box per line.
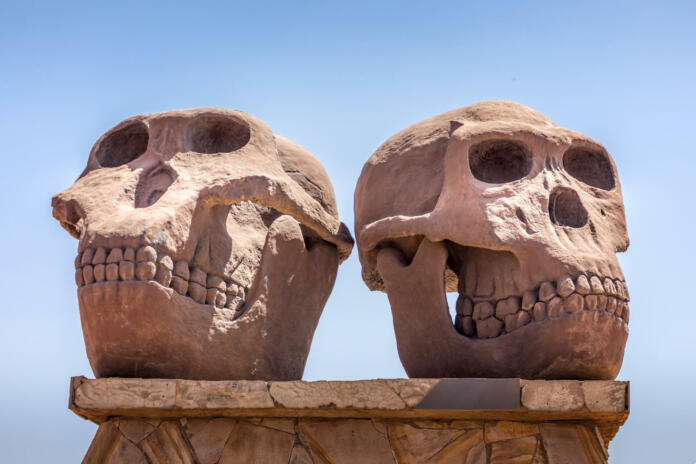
52, 109, 353, 380
355, 101, 629, 380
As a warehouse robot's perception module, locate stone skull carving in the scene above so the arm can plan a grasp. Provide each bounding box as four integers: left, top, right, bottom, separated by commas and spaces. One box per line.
355, 101, 629, 380
52, 109, 353, 380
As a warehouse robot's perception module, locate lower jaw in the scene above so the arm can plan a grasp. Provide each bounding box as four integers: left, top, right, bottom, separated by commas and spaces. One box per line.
77, 281, 299, 380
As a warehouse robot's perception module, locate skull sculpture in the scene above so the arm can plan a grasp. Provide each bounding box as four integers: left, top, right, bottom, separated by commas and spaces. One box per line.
355, 101, 629, 380
52, 109, 353, 380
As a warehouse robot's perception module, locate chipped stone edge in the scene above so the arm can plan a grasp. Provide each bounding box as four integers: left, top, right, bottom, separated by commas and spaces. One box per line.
69, 377, 629, 426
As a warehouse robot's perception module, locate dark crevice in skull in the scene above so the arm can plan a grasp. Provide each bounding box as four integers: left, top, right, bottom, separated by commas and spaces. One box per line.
95, 121, 149, 168
134, 164, 177, 208
468, 139, 532, 183
185, 114, 251, 154
563, 147, 615, 190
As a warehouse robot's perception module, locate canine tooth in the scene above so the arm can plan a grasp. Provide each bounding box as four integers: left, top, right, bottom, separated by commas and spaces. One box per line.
565, 293, 584, 313
547, 297, 564, 318
557, 275, 575, 298
119, 261, 135, 280
123, 247, 136, 262
190, 267, 207, 286
188, 282, 206, 303
83, 265, 94, 284
476, 317, 503, 339
106, 248, 123, 264
495, 297, 520, 319
155, 255, 173, 287
575, 275, 590, 295
75, 269, 84, 287
517, 310, 531, 328
521, 290, 537, 311
171, 276, 188, 295
603, 278, 617, 296
105, 263, 119, 281
584, 294, 598, 310
174, 260, 189, 280
606, 297, 618, 314
533, 302, 546, 321
590, 275, 604, 294
473, 301, 494, 320
136, 262, 156, 281
93, 264, 106, 282
456, 296, 473, 316
136, 245, 157, 263
504, 314, 518, 332
81, 248, 94, 266
207, 275, 226, 292
597, 295, 607, 311
92, 247, 107, 265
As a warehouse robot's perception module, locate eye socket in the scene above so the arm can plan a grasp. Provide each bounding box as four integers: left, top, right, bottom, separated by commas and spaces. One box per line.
562, 147, 615, 190
469, 139, 532, 183
185, 114, 251, 154
95, 121, 149, 167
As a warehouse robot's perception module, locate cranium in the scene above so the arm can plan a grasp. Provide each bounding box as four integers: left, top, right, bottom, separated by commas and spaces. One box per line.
355, 101, 629, 379
52, 108, 353, 380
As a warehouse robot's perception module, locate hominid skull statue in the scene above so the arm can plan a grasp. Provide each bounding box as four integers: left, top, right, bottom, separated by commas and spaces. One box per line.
52, 109, 353, 380
355, 101, 629, 379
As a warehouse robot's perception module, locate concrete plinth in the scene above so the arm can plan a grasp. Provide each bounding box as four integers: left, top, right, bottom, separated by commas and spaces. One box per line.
70, 376, 629, 463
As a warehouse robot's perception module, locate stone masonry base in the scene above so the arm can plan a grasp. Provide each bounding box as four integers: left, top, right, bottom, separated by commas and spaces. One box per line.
70, 377, 629, 463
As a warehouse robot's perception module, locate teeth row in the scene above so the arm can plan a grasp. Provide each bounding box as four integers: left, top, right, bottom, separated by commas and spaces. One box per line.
454, 274, 629, 339
74, 246, 247, 312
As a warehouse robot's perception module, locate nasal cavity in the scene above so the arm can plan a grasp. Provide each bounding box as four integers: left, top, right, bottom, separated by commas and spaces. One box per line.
134, 165, 177, 208
548, 187, 588, 228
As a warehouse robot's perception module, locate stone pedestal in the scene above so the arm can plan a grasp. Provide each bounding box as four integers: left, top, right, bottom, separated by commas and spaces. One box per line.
70, 376, 628, 463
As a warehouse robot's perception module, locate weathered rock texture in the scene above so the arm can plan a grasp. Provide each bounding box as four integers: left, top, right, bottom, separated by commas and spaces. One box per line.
51, 109, 353, 380
72, 377, 628, 463
354, 100, 630, 380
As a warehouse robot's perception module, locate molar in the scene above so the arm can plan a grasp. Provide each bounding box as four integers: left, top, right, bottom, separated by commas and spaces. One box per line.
119, 261, 135, 280
565, 293, 584, 313
136, 245, 157, 263
155, 255, 173, 287
556, 275, 575, 298
190, 267, 207, 286
532, 302, 546, 321
606, 296, 618, 314
83, 265, 94, 284
475, 317, 503, 339
81, 248, 94, 267
75, 269, 84, 287
495, 297, 520, 319
106, 248, 122, 264
456, 296, 473, 316
456, 315, 475, 336
174, 260, 189, 280
92, 247, 107, 265
597, 295, 608, 311
105, 263, 119, 281
589, 275, 604, 294
547, 296, 565, 318
575, 275, 591, 295
584, 294, 598, 310
473, 301, 494, 320
538, 281, 556, 302
188, 282, 206, 304
123, 247, 136, 262
136, 262, 156, 281
521, 290, 537, 311
171, 276, 188, 295
603, 278, 617, 296
93, 264, 106, 282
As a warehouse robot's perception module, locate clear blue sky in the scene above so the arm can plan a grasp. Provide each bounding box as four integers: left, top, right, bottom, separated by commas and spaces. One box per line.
1, 1, 694, 462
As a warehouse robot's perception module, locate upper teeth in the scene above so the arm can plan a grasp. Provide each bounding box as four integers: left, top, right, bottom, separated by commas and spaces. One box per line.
74, 245, 247, 313
454, 273, 629, 339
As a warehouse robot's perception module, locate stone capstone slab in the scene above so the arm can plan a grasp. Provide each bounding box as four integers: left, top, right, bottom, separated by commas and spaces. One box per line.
72, 377, 628, 463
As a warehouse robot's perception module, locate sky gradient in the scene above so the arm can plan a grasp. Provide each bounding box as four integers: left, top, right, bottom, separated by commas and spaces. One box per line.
1, 1, 695, 462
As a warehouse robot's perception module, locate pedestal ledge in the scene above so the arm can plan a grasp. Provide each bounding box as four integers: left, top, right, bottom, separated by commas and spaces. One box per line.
71, 377, 629, 463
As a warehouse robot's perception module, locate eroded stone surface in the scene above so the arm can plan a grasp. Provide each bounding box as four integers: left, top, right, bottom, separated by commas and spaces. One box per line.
52, 109, 354, 380
354, 100, 630, 380
521, 380, 585, 411
269, 380, 406, 409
